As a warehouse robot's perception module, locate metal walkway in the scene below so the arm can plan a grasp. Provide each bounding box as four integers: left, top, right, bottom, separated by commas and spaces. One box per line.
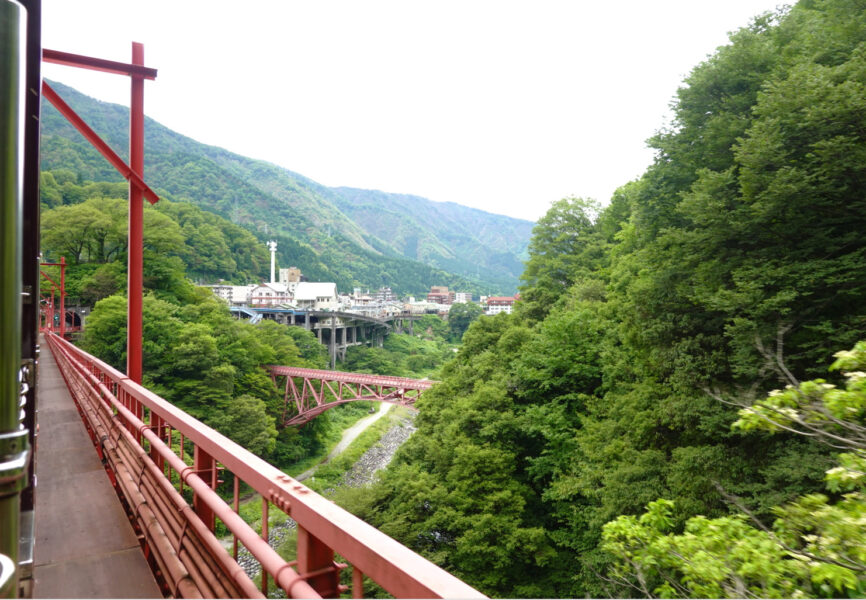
33, 332, 486, 599
33, 337, 161, 598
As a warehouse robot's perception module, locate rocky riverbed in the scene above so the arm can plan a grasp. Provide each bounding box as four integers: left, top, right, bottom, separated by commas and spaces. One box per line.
329, 414, 416, 490
232, 412, 417, 581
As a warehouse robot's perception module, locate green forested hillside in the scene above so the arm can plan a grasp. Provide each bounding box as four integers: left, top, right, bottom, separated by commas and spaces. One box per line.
331, 187, 533, 291
338, 1, 866, 597
40, 82, 527, 294
37, 174, 391, 471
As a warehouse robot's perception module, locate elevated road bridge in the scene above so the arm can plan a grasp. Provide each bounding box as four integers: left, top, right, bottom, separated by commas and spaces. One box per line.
231, 308, 425, 368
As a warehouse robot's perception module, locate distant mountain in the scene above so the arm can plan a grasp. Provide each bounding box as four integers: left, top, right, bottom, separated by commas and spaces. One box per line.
330, 188, 533, 285
39, 81, 532, 294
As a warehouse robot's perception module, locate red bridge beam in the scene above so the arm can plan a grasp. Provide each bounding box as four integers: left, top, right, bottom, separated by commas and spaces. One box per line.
43, 48, 158, 79
267, 366, 436, 427
42, 44, 160, 386
269, 366, 435, 391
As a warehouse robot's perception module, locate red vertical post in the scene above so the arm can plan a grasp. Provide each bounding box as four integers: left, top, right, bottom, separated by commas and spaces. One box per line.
193, 446, 215, 532
59, 255, 66, 337
297, 525, 339, 597
127, 42, 145, 384
150, 412, 164, 471
261, 498, 269, 595
48, 287, 54, 332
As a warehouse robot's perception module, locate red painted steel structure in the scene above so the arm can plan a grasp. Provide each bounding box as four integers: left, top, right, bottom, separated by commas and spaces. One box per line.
268, 366, 435, 426
128, 42, 146, 384
40, 83, 159, 205
40, 256, 65, 336
41, 45, 158, 384
45, 332, 485, 599
39, 285, 55, 332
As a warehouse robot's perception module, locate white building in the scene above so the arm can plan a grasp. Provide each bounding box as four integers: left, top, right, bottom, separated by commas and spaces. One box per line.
248, 282, 291, 307
294, 282, 338, 311
406, 300, 447, 314
454, 292, 473, 304
208, 284, 256, 306
485, 296, 516, 315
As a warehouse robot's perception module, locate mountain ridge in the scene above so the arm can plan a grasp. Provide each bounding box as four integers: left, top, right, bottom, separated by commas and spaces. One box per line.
40, 80, 532, 294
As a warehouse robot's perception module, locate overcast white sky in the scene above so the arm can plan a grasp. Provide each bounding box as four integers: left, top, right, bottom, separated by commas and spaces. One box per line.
41, 1, 786, 222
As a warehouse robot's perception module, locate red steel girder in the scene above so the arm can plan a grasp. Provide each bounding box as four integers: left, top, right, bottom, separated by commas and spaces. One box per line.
43, 42, 158, 384
41, 256, 66, 336
269, 366, 435, 391
127, 42, 146, 385
43, 48, 158, 79
41, 81, 159, 205
268, 366, 435, 426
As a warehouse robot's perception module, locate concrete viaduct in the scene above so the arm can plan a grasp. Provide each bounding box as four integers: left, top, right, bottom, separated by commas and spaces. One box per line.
230, 307, 424, 368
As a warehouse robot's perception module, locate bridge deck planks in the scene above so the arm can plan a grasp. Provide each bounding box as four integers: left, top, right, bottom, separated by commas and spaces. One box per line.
33, 338, 162, 598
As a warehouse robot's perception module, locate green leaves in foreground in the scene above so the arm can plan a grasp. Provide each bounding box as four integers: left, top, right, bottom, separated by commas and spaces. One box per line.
602, 499, 807, 599
602, 341, 866, 598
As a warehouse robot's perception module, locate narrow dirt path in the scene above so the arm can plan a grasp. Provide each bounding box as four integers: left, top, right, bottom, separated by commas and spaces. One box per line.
229, 404, 415, 582
295, 402, 393, 481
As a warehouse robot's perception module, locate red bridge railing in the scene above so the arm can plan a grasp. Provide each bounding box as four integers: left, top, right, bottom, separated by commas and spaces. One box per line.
269, 366, 436, 426
45, 333, 484, 599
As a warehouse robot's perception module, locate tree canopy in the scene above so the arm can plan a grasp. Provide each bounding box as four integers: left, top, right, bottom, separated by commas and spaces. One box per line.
344, 2, 866, 597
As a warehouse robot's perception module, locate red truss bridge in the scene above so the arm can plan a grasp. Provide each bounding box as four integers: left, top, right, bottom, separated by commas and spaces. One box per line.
268, 366, 436, 426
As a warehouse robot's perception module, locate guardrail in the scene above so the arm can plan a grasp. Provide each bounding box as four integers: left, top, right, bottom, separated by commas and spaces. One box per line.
45, 333, 485, 599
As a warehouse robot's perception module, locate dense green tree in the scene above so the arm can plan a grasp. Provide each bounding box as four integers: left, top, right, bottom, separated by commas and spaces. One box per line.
347, 3, 866, 598
603, 341, 866, 598
41, 201, 117, 264
343, 330, 451, 379
416, 314, 449, 340
78, 261, 125, 304
41, 197, 185, 265
208, 394, 278, 457
518, 197, 607, 322
447, 302, 484, 341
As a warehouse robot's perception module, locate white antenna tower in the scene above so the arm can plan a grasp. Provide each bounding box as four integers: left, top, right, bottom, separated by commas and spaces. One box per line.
267, 240, 277, 283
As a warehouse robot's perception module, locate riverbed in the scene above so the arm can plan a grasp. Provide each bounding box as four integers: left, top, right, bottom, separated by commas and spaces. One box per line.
229, 406, 417, 580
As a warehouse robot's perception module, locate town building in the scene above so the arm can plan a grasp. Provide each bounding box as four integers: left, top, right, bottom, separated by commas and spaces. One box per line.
454, 292, 473, 304
293, 282, 338, 311
279, 267, 303, 285
207, 284, 256, 306
485, 296, 516, 315
427, 286, 455, 305
249, 282, 291, 307
374, 287, 397, 303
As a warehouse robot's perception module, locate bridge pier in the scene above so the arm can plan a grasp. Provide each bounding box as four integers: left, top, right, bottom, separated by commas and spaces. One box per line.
233, 308, 400, 366
329, 316, 336, 369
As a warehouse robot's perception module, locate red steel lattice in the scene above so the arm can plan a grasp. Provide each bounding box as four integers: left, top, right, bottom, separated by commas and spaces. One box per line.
268, 366, 435, 426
